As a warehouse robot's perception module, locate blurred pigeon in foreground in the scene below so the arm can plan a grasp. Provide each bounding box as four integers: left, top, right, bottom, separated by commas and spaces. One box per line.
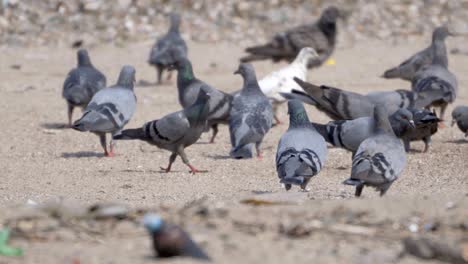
343, 105, 407, 197
313, 108, 414, 155
451, 106, 468, 137
230, 63, 273, 159
143, 214, 211, 261
72, 65, 136, 157
63, 49, 106, 126
240, 6, 339, 68
148, 13, 187, 84
411, 42, 458, 121
259, 47, 318, 124
172, 57, 232, 143
276, 100, 327, 191
114, 89, 210, 173
400, 109, 439, 152
382, 26, 451, 81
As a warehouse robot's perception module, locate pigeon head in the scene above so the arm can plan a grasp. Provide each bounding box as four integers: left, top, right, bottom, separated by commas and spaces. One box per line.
392, 108, 415, 129
294, 47, 319, 66
320, 6, 340, 24
287, 99, 310, 126
234, 63, 260, 91
432, 26, 452, 41
451, 106, 468, 124
172, 56, 194, 81
77, 49, 92, 67
143, 213, 164, 233
116, 65, 136, 90
169, 13, 181, 32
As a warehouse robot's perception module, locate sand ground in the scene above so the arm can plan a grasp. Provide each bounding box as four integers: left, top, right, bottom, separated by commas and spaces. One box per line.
0, 37, 467, 264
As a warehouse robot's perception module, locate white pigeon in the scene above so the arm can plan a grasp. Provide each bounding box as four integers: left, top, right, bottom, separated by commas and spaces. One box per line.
258, 47, 319, 124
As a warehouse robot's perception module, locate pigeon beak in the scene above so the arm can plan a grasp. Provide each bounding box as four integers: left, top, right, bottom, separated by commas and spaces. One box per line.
409, 120, 415, 128
234, 69, 240, 75
451, 119, 456, 127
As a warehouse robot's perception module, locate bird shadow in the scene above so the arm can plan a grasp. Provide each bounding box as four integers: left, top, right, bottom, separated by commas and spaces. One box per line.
252, 190, 274, 195
136, 79, 157, 87
444, 139, 468, 144
203, 154, 232, 160
61, 151, 104, 158
40, 122, 69, 130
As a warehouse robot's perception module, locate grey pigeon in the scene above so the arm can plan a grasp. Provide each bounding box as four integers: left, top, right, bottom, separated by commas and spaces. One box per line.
276, 100, 327, 191
73, 65, 137, 157
283, 78, 375, 120
143, 214, 211, 261
451, 106, 468, 137
113, 89, 210, 173
229, 63, 273, 159
382, 26, 451, 81
399, 109, 439, 152
240, 6, 339, 68
148, 13, 188, 84
313, 108, 414, 155
343, 105, 407, 197
172, 57, 232, 143
365, 89, 437, 115
411, 43, 458, 121
62, 49, 106, 126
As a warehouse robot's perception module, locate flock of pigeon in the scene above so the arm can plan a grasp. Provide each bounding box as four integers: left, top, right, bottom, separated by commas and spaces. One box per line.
62, 6, 468, 204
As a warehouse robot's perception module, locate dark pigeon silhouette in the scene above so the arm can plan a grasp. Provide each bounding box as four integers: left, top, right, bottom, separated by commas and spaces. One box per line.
143, 214, 211, 261
62, 49, 106, 126
148, 13, 188, 84
399, 108, 439, 152
240, 6, 339, 68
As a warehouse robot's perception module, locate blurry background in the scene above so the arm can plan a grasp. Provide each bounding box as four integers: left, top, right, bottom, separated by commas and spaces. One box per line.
0, 0, 467, 47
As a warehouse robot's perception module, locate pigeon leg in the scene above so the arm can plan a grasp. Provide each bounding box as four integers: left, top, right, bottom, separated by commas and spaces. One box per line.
355, 185, 364, 197
284, 184, 292, 191
109, 139, 116, 157
209, 124, 218, 143
404, 140, 410, 152
178, 147, 206, 174
156, 65, 163, 84
255, 142, 263, 159
422, 137, 431, 153
160, 153, 177, 172
300, 178, 311, 192
166, 69, 172, 81
67, 103, 74, 127
439, 104, 447, 122
99, 134, 111, 157
379, 183, 392, 196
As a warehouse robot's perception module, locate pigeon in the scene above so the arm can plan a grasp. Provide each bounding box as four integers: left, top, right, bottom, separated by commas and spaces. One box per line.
62, 49, 106, 126
72, 65, 137, 157
411, 42, 458, 121
282, 78, 375, 120
259, 47, 319, 124
313, 108, 414, 155
229, 63, 273, 159
382, 26, 451, 81
364, 89, 438, 115
240, 6, 339, 68
148, 13, 188, 84
276, 100, 327, 191
113, 89, 210, 173
399, 109, 439, 152
451, 106, 468, 137
143, 214, 211, 261
343, 105, 407, 197
172, 56, 232, 143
